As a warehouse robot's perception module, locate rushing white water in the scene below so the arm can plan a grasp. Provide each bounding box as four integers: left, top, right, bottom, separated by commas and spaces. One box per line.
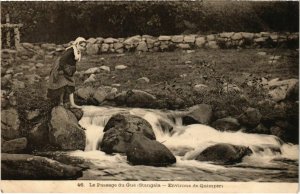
76, 105, 298, 166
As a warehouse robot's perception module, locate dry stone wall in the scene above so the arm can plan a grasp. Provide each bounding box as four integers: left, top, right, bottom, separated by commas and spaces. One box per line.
12, 32, 299, 58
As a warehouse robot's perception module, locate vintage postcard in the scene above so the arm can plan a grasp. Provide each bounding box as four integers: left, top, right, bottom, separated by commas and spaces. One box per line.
1, 1, 299, 193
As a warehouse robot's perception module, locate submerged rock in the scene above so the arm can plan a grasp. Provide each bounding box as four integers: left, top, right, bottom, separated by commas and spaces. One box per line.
126, 134, 176, 166
1, 153, 83, 179
114, 89, 156, 108
211, 117, 240, 131
196, 143, 253, 165
101, 114, 155, 154
49, 106, 86, 150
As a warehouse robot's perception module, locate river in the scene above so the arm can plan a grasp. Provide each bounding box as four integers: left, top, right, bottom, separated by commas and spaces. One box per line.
67, 106, 298, 182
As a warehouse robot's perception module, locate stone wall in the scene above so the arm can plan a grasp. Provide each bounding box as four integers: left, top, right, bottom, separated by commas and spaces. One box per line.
12, 32, 299, 59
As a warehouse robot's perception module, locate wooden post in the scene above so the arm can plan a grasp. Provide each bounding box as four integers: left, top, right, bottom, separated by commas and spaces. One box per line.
6, 14, 11, 48
14, 27, 20, 49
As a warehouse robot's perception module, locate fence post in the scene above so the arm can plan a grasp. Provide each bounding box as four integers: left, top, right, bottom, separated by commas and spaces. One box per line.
14, 27, 20, 49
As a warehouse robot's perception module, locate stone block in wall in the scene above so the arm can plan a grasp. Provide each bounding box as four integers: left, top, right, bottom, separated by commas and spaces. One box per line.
118, 38, 125, 42
195, 37, 206, 48
152, 47, 159, 52
154, 42, 161, 47
125, 45, 132, 50
147, 43, 154, 49
206, 41, 219, 49
96, 37, 104, 43
87, 38, 97, 44
104, 37, 118, 44
160, 44, 169, 51
137, 41, 148, 52
270, 34, 278, 41
124, 35, 142, 46
21, 43, 35, 49
101, 43, 110, 52
278, 35, 288, 41
238, 40, 245, 47
231, 33, 243, 40
86, 43, 99, 55
113, 42, 124, 50
158, 36, 171, 41
225, 41, 233, 48
116, 48, 124, 54
260, 32, 270, 37
254, 37, 268, 43
146, 38, 157, 44
41, 43, 56, 51
241, 32, 254, 39
55, 46, 64, 52
206, 35, 215, 41
177, 43, 190, 49
62, 43, 69, 48
142, 35, 154, 39
171, 35, 184, 43
254, 33, 262, 38
288, 33, 299, 40
184, 35, 196, 43
220, 32, 234, 38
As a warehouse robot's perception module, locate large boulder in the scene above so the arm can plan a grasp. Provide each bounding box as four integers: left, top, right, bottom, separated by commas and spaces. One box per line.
1, 108, 21, 140
267, 79, 298, 102
101, 114, 156, 154
25, 109, 41, 121
182, 104, 213, 125
1, 137, 27, 153
75, 86, 95, 104
238, 107, 262, 128
211, 117, 240, 131
114, 90, 156, 108
49, 106, 86, 150
126, 90, 156, 107
196, 143, 253, 165
93, 86, 118, 104
246, 123, 270, 134
69, 108, 84, 121
1, 153, 83, 179
27, 120, 49, 149
126, 134, 176, 166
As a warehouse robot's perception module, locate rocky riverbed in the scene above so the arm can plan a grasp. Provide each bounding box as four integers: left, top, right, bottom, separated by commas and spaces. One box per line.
1, 44, 298, 181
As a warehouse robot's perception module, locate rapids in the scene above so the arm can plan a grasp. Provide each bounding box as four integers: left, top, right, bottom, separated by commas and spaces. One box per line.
69, 106, 298, 181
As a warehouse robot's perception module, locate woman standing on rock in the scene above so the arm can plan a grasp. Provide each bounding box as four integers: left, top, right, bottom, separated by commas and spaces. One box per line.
47, 37, 87, 109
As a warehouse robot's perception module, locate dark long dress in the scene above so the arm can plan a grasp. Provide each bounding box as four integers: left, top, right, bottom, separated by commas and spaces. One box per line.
47, 47, 77, 105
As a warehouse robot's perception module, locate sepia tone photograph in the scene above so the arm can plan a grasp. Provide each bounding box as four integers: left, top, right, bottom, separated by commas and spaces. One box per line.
1, 1, 299, 193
